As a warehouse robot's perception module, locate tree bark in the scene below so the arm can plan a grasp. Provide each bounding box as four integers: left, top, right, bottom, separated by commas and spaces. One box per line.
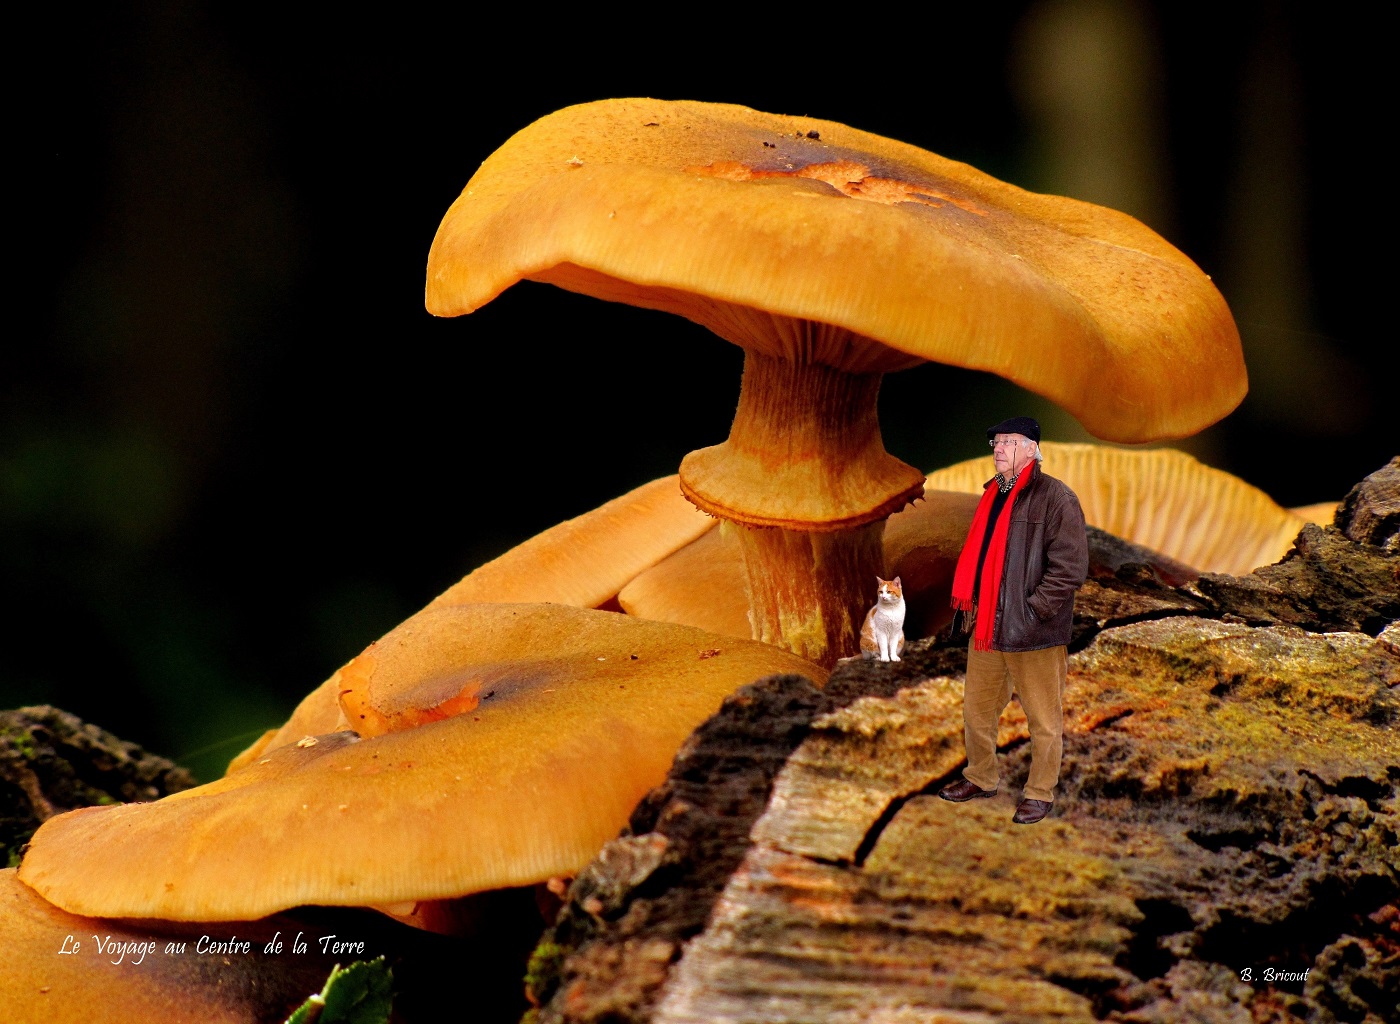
529, 459, 1400, 1024
1, 705, 197, 868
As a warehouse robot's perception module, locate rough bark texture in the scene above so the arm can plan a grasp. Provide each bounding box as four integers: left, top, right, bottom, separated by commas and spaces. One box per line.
1190, 524, 1399, 635
1183, 456, 1400, 637
1335, 456, 1400, 551
1084, 525, 1201, 588
1, 705, 197, 868
528, 460, 1400, 1024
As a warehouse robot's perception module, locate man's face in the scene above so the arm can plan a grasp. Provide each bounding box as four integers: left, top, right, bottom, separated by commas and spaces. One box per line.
992, 433, 1031, 477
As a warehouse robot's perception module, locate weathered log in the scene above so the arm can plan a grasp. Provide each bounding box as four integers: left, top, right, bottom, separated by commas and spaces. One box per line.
529, 460, 1400, 1024
1, 705, 197, 868
1185, 456, 1400, 636
1335, 456, 1399, 550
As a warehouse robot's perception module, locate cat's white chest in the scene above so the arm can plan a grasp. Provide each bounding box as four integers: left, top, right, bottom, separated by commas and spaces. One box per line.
870, 599, 905, 633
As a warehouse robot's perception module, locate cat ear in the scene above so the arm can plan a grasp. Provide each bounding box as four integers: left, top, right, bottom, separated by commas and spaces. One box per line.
892, 576, 901, 587
874, 575, 885, 585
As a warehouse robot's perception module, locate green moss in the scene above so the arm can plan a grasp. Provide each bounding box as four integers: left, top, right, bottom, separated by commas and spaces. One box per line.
523, 940, 566, 1008
2, 727, 37, 761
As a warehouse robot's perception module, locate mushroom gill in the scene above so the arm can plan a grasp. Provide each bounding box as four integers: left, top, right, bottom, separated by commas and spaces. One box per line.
924, 442, 1305, 575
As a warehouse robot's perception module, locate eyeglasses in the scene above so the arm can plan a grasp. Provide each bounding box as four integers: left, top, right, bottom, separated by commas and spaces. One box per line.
988, 438, 1024, 449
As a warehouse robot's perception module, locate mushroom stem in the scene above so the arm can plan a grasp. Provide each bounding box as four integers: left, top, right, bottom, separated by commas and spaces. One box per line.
680, 350, 924, 530
680, 350, 923, 665
734, 519, 885, 664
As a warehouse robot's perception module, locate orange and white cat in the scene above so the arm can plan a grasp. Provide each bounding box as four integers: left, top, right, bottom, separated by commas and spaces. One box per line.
860, 576, 906, 662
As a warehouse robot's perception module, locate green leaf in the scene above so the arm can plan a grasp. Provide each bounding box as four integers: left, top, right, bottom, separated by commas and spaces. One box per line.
286, 958, 393, 1024
285, 993, 323, 1024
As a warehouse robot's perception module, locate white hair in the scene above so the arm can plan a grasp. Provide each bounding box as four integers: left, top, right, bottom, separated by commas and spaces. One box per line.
1028, 440, 1043, 463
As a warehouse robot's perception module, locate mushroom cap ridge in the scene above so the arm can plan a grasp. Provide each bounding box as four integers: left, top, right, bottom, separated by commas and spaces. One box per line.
427, 98, 1245, 442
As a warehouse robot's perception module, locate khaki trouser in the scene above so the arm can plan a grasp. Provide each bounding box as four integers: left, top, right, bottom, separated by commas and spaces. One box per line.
961, 640, 1067, 803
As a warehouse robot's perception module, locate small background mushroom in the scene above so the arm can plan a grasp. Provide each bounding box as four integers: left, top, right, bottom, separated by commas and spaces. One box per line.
924, 442, 1308, 575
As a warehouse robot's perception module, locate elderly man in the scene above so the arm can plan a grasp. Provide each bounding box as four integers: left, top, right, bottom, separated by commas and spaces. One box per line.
938, 417, 1088, 825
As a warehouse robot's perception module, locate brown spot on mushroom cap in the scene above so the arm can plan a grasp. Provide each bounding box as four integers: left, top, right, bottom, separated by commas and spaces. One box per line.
21, 605, 825, 921
427, 98, 1244, 442
687, 159, 990, 215
228, 474, 710, 771
925, 442, 1304, 575
0, 868, 344, 1023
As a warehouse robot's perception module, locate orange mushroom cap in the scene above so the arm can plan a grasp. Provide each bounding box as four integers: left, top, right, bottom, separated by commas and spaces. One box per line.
22, 604, 824, 921
0, 868, 347, 1023
427, 98, 1244, 444
228, 474, 711, 772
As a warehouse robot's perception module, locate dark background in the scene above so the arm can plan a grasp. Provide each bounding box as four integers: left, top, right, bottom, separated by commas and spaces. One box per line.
6, 2, 1387, 780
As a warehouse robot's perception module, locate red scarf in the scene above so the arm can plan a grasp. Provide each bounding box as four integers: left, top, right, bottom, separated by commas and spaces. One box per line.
951, 464, 1036, 651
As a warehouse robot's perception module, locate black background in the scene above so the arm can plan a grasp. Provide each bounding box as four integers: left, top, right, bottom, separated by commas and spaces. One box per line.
7, 3, 1387, 779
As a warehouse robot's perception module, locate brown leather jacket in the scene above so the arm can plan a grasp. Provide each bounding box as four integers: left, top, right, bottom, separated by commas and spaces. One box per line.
985, 464, 1089, 652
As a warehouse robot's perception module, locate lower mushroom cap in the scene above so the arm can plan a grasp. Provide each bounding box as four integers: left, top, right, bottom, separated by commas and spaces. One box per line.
0, 868, 346, 1023
924, 443, 1305, 576
228, 474, 710, 772
21, 604, 825, 922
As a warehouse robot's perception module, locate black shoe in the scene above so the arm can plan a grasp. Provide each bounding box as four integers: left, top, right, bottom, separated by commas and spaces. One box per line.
1013, 798, 1052, 824
938, 779, 998, 802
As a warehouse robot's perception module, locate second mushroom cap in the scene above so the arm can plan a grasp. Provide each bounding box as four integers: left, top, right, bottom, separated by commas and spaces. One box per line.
20, 604, 826, 921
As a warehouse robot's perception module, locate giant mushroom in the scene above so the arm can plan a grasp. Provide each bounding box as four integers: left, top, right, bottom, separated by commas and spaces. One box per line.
427, 98, 1245, 665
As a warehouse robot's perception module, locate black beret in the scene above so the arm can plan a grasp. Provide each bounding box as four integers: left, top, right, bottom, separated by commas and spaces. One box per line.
986, 416, 1041, 443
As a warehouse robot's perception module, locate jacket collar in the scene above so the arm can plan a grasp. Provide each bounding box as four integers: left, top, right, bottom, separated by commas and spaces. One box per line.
988, 460, 1040, 494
